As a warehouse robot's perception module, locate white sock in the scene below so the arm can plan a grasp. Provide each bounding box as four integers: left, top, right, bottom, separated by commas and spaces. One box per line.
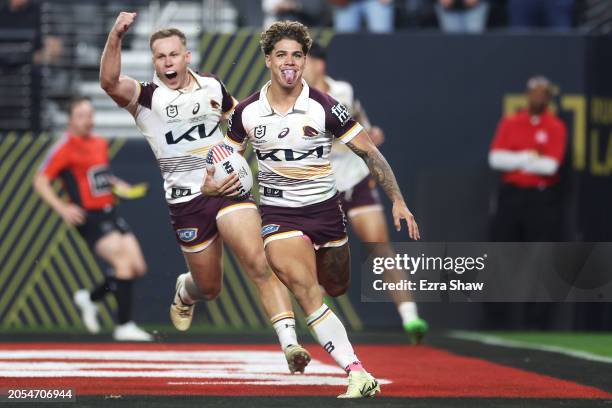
398, 302, 419, 325
179, 286, 195, 304
179, 272, 197, 304
306, 304, 359, 370
271, 312, 298, 350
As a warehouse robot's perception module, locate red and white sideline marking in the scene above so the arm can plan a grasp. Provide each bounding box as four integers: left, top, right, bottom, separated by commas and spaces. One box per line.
0, 343, 610, 398
0, 343, 391, 396
0, 349, 389, 386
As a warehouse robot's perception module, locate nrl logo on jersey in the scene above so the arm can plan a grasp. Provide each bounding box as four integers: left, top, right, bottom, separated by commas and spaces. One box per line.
166, 105, 179, 118
177, 228, 198, 242
254, 125, 267, 139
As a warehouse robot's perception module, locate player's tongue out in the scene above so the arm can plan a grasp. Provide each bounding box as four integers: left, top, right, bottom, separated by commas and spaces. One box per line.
281, 69, 296, 84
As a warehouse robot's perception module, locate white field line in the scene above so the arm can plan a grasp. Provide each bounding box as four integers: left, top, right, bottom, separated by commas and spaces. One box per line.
449, 331, 612, 364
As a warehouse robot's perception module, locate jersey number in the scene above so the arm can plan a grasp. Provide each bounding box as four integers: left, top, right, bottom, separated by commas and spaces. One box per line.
165, 123, 219, 145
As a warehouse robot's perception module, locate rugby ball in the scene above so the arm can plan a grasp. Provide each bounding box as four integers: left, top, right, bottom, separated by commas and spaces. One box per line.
206, 144, 253, 197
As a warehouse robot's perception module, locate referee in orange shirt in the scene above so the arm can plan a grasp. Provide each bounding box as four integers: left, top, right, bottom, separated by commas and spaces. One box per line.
33, 97, 151, 341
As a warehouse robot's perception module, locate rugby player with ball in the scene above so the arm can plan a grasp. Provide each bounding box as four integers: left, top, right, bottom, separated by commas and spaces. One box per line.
100, 12, 311, 374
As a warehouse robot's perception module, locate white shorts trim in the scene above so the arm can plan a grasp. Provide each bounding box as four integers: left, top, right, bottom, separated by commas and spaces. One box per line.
180, 233, 219, 253
216, 202, 258, 220
263, 230, 304, 248
314, 236, 349, 250
347, 204, 384, 218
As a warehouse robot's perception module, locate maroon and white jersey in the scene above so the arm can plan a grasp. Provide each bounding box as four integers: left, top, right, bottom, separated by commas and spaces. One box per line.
124, 68, 235, 204
225, 80, 363, 207
326, 76, 371, 192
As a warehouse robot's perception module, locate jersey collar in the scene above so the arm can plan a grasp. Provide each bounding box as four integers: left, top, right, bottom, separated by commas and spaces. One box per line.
258, 79, 310, 116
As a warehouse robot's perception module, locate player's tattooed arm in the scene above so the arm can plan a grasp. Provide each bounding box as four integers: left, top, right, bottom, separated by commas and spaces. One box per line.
346, 131, 420, 239
346, 133, 403, 202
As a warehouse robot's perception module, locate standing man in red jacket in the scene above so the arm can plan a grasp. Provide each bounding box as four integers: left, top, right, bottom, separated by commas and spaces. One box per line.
488, 76, 567, 241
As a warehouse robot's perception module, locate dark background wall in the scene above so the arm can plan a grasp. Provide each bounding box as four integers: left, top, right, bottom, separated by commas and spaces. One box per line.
324, 33, 611, 329
326, 33, 588, 241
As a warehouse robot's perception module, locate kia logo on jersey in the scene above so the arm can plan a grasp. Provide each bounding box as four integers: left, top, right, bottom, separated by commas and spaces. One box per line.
192, 103, 200, 115
166, 105, 179, 118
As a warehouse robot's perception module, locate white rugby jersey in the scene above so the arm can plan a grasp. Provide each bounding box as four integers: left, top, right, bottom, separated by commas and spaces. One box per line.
225, 80, 363, 207
326, 76, 371, 192
124, 68, 235, 204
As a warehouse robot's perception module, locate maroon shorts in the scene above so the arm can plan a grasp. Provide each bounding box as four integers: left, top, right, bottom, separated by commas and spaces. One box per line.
260, 194, 348, 250
169, 194, 256, 253
339, 176, 383, 218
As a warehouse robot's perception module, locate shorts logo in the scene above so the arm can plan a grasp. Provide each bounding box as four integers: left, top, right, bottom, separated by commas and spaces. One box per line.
166, 105, 179, 118
177, 228, 198, 243
261, 224, 280, 236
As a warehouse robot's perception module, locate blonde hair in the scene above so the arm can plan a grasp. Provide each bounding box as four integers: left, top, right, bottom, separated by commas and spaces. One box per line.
149, 28, 187, 50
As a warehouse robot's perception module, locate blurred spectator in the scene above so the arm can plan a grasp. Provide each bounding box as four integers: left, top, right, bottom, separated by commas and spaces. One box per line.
399, 0, 438, 28
488, 76, 567, 242
0, 0, 63, 65
435, 0, 489, 33
331, 0, 395, 33
0, 0, 63, 132
0, 0, 42, 64
263, 0, 329, 28
509, 0, 575, 30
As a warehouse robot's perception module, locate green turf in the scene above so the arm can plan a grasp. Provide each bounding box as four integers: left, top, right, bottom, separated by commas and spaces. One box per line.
480, 332, 612, 358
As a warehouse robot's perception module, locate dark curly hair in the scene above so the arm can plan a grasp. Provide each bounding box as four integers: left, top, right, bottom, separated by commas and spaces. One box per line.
260, 21, 312, 56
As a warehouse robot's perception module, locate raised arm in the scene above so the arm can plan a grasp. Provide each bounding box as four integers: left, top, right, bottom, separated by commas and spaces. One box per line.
100, 12, 138, 107
346, 131, 420, 240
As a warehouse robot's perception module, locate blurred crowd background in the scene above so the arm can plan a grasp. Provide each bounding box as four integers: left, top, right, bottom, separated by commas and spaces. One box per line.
1, 0, 611, 136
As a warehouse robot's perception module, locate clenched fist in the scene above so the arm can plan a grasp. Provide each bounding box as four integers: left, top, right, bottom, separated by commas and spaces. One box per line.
112, 12, 137, 37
